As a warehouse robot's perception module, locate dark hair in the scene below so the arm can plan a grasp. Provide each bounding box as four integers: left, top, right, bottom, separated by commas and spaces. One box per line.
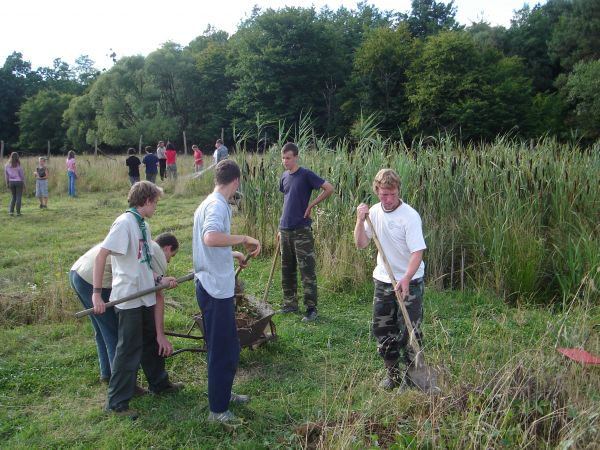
67, 150, 75, 159
145, 146, 152, 154
127, 147, 136, 155
166, 143, 175, 151
155, 232, 179, 251
216, 139, 223, 145
281, 142, 299, 156
127, 180, 163, 207
7, 152, 20, 167
215, 159, 240, 185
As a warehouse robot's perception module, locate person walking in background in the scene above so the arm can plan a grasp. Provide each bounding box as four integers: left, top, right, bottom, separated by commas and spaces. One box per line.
278, 142, 333, 322
193, 145, 203, 172
156, 141, 167, 181
125, 148, 141, 186
70, 232, 180, 388
354, 169, 427, 390
165, 143, 177, 180
91, 181, 183, 419
5, 151, 25, 216
142, 146, 159, 183
193, 160, 261, 424
66, 150, 77, 197
214, 139, 229, 163
34, 156, 49, 209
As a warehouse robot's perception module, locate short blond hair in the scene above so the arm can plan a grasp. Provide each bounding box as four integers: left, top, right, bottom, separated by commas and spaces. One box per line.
127, 180, 163, 207
373, 168, 400, 194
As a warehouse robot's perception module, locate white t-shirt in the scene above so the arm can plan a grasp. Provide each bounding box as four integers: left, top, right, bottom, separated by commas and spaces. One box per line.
100, 212, 156, 309
365, 202, 426, 284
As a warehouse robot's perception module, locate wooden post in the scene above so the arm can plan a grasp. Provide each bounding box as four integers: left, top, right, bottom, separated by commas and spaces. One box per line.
1, 140, 5, 159
94, 138, 98, 157
460, 247, 465, 291
221, 128, 224, 142
183, 131, 187, 155
47, 141, 51, 158
138, 135, 143, 155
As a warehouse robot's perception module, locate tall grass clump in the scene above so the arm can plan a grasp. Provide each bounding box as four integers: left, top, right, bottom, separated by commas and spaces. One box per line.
236, 118, 600, 303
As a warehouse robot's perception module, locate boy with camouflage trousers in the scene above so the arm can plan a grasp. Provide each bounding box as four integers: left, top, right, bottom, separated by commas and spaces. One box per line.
278, 143, 333, 322
354, 169, 427, 390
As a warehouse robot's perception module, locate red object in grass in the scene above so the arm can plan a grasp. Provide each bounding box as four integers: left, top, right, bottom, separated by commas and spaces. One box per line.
557, 348, 600, 364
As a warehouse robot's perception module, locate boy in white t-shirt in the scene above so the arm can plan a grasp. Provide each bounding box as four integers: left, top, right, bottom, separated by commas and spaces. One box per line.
354, 169, 427, 390
91, 181, 183, 418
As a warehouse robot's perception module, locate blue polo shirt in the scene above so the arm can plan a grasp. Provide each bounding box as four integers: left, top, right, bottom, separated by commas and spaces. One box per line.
142, 153, 159, 174
279, 167, 325, 230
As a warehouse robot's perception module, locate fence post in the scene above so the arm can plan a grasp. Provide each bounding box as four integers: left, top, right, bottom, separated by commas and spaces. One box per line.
95, 138, 98, 157
221, 128, 224, 142
47, 140, 51, 158
138, 135, 143, 155
183, 131, 187, 155
1, 140, 4, 159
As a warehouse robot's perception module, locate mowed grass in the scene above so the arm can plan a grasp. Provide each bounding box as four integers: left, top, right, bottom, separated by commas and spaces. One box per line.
1, 170, 599, 448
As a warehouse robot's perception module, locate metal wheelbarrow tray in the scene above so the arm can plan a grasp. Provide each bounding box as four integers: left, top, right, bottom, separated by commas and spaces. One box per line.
165, 293, 277, 356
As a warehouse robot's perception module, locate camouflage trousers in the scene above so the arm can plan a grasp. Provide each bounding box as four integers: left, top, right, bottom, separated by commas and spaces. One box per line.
280, 227, 317, 310
372, 278, 424, 366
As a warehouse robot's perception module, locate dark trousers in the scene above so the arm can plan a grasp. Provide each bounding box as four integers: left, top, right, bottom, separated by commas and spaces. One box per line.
8, 181, 23, 214
196, 279, 240, 414
280, 227, 318, 310
372, 279, 424, 365
159, 159, 167, 180
107, 305, 170, 411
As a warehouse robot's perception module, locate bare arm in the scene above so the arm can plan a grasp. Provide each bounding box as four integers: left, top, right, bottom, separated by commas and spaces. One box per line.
395, 250, 424, 299
204, 232, 261, 257
354, 203, 370, 249
304, 181, 334, 218
91, 247, 111, 314
154, 291, 173, 357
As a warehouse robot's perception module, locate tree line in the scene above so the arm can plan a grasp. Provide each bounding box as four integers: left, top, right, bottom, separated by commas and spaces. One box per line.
2, 0, 600, 155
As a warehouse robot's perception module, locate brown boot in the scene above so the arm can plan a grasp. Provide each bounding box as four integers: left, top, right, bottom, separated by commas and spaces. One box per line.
379, 359, 402, 390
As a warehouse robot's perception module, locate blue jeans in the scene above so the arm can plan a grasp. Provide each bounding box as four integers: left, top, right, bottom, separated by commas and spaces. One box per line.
128, 175, 140, 186
69, 271, 117, 379
67, 171, 76, 196
196, 279, 240, 413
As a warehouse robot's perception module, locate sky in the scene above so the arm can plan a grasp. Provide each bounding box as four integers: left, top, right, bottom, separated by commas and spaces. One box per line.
1, 0, 544, 71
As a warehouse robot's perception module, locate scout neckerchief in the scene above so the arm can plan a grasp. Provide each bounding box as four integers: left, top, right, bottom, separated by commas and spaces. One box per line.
126, 207, 152, 268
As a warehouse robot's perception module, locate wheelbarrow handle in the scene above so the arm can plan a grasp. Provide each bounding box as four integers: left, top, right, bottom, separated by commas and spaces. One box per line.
74, 273, 195, 319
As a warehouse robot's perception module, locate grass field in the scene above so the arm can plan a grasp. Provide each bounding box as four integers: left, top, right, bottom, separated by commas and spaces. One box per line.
1, 154, 599, 448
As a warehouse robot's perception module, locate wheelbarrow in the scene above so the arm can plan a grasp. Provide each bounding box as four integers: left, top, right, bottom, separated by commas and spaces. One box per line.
165, 253, 279, 356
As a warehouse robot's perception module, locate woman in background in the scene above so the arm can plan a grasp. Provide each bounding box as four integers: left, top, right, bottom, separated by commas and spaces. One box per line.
66, 150, 77, 197
5, 151, 25, 216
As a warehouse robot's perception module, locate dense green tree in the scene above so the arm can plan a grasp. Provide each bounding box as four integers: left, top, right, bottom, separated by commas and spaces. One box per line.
562, 59, 600, 138
407, 0, 460, 38
17, 89, 74, 151
227, 7, 344, 134
63, 94, 97, 150
407, 31, 532, 140
549, 0, 600, 72
349, 23, 416, 136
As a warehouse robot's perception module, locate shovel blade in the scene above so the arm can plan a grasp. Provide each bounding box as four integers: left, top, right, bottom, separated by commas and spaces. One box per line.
406, 362, 441, 394
557, 348, 600, 365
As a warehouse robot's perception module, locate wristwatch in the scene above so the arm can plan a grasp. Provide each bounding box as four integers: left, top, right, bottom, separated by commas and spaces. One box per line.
155, 275, 163, 285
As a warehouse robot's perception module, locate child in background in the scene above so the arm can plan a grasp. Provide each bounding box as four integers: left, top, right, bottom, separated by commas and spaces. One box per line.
5, 151, 25, 216
66, 150, 77, 197
193, 145, 203, 172
165, 143, 177, 180
125, 148, 141, 186
142, 146, 159, 183
34, 156, 49, 209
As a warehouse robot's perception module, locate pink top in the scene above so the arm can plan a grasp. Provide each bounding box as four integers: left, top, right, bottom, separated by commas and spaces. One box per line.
194, 149, 203, 163
66, 158, 76, 173
5, 165, 24, 182
165, 149, 177, 165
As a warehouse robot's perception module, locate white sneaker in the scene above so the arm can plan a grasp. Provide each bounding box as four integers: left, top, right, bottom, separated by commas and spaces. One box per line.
207, 410, 241, 424
230, 392, 250, 403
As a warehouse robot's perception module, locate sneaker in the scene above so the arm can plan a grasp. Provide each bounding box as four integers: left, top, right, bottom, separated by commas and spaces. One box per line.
278, 305, 299, 314
207, 410, 242, 424
39, 204, 43, 209
99, 376, 110, 384
152, 381, 184, 395
134, 384, 149, 397
106, 407, 139, 420
302, 309, 318, 322
16, 213, 21, 216
230, 392, 250, 403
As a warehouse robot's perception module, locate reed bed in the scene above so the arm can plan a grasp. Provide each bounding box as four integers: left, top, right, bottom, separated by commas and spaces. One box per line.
237, 128, 600, 304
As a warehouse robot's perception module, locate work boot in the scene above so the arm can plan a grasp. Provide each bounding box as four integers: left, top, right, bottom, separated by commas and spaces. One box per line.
278, 305, 299, 314
152, 381, 184, 395
379, 360, 402, 391
302, 308, 318, 322
105, 407, 139, 420
134, 384, 149, 397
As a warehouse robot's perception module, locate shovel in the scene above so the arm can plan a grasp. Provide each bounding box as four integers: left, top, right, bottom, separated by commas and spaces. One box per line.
557, 324, 600, 365
365, 216, 440, 394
